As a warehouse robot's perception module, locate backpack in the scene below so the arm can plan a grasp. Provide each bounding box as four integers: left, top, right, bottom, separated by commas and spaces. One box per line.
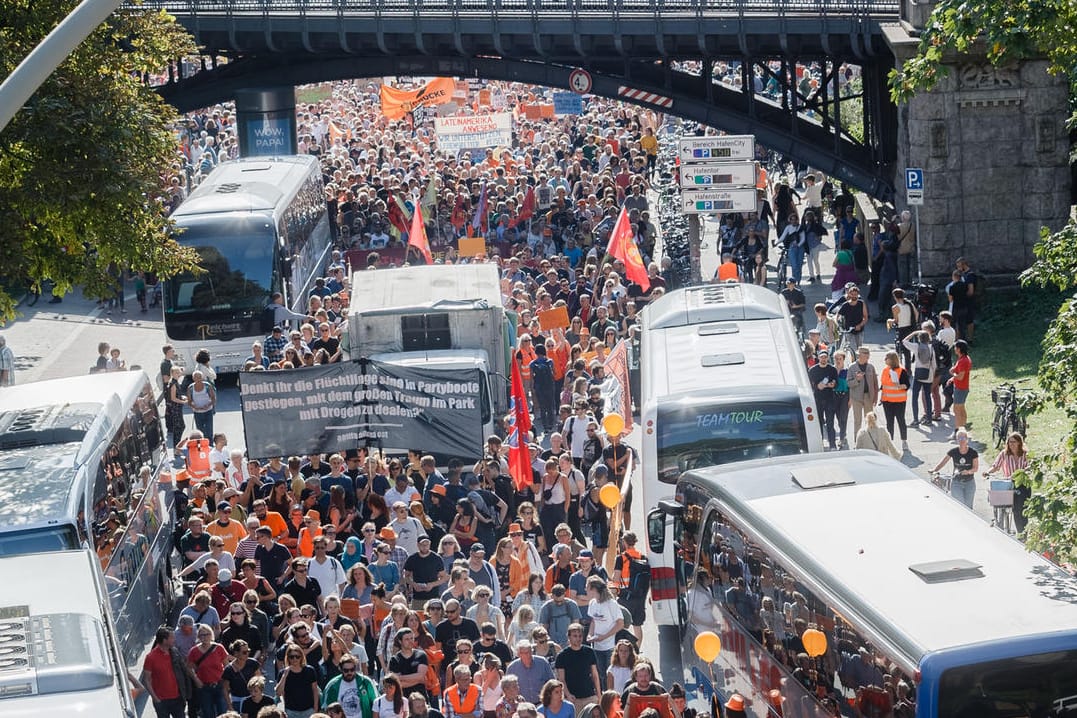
621, 552, 651, 600
932, 338, 952, 370
531, 359, 554, 388
581, 483, 602, 523
260, 303, 278, 333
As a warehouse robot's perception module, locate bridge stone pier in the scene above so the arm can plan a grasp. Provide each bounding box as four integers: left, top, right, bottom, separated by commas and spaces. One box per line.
884, 0, 1071, 279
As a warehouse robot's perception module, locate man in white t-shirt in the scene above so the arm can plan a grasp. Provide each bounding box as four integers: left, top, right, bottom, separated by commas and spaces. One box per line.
388, 501, 428, 556
307, 535, 347, 595
585, 576, 623, 682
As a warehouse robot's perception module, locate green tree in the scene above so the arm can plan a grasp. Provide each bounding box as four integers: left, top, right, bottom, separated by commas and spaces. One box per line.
0, 0, 199, 319
888, 0, 1077, 105
889, 0, 1077, 561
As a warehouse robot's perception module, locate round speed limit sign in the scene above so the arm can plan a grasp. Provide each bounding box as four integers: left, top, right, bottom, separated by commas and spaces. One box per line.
568, 68, 592, 95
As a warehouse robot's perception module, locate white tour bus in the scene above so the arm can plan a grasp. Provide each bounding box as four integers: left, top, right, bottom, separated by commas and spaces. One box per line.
164, 155, 333, 372
0, 550, 136, 715
650, 451, 1077, 717
0, 372, 175, 697
638, 282, 821, 675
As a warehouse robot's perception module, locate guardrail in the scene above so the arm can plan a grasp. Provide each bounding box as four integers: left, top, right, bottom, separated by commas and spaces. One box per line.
136, 0, 900, 16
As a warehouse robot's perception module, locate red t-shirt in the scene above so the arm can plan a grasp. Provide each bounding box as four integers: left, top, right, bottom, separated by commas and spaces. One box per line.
953, 354, 972, 390
189, 643, 228, 684
143, 646, 180, 700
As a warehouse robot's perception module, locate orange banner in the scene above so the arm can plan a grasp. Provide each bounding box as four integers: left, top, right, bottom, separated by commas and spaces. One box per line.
520, 104, 555, 120
380, 77, 456, 121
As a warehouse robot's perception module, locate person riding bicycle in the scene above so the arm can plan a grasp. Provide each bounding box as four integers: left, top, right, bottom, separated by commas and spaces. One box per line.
781, 279, 806, 338
735, 232, 767, 285
834, 285, 869, 353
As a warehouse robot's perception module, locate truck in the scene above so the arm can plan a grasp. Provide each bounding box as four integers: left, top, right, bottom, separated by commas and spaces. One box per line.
347, 264, 514, 461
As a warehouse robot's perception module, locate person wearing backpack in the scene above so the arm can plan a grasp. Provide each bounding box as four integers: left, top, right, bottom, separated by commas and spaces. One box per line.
530, 345, 558, 435
263, 291, 311, 332
612, 532, 649, 644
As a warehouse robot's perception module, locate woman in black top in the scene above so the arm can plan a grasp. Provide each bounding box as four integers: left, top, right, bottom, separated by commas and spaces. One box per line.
276, 642, 320, 715
222, 638, 261, 712
220, 603, 264, 663
932, 429, 979, 509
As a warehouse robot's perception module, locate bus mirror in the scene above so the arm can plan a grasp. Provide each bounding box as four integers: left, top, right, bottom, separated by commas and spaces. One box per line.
657, 499, 684, 517
646, 509, 666, 554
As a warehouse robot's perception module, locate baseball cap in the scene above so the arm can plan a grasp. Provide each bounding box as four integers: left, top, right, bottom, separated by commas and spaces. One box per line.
417, 535, 432, 544
431, 484, 447, 496
217, 501, 230, 511
593, 465, 609, 476
218, 568, 233, 582
579, 549, 594, 559
379, 527, 397, 540
470, 544, 486, 554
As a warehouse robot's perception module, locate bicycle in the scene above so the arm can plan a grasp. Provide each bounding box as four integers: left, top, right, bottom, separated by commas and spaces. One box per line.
771, 239, 789, 287
927, 470, 953, 494
984, 472, 1015, 534
991, 381, 1029, 449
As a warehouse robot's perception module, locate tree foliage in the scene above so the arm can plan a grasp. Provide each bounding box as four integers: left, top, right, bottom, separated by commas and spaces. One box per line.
0, 0, 199, 319
890, 0, 1077, 562
888, 0, 1077, 106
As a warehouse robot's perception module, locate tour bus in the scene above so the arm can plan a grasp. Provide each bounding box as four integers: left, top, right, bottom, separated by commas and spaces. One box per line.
0, 550, 136, 715
165, 154, 333, 372
649, 451, 1077, 716
0, 372, 176, 678
638, 282, 821, 669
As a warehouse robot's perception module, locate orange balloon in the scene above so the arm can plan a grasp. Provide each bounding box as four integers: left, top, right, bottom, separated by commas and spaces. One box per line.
694, 631, 722, 663
802, 627, 828, 657
599, 483, 621, 509
602, 412, 625, 436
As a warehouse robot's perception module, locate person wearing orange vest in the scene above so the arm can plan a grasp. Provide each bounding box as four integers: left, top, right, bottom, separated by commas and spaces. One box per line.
444, 664, 483, 718
715, 253, 740, 283
517, 335, 538, 404
546, 333, 570, 396
879, 350, 910, 451
612, 532, 646, 644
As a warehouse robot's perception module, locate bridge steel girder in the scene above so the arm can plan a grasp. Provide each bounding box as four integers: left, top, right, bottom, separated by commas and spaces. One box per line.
159, 54, 896, 199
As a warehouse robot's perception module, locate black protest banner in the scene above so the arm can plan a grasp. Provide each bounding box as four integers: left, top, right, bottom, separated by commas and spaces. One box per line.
239, 360, 485, 459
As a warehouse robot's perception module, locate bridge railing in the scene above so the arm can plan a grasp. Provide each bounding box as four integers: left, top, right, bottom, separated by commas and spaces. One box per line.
143, 0, 900, 17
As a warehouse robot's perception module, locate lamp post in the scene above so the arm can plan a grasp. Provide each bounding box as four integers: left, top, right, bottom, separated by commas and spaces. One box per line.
0, 0, 126, 133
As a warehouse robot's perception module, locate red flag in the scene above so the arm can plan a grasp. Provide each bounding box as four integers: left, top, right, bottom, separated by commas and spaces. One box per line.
606, 206, 651, 292
451, 193, 468, 231
511, 186, 536, 228
508, 356, 533, 491
386, 193, 409, 237
408, 205, 433, 264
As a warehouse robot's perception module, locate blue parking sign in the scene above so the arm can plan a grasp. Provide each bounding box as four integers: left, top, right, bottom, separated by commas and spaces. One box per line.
905, 168, 924, 191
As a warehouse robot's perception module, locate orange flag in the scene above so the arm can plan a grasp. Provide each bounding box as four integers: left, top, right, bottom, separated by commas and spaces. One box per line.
606, 206, 651, 292
380, 78, 455, 121
408, 204, 433, 264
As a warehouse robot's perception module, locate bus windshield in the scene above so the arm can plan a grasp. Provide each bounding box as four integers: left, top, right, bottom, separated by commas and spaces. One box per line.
167, 226, 275, 315
656, 399, 808, 483
0, 525, 79, 557
939, 649, 1077, 717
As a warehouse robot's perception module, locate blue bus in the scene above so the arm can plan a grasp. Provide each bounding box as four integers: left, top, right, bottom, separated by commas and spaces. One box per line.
650, 451, 1077, 717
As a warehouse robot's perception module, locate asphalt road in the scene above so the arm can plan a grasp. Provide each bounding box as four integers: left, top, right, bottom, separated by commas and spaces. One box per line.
1, 242, 1007, 715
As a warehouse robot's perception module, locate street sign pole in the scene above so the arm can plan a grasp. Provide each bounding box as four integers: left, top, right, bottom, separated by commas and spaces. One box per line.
688, 214, 702, 285
915, 206, 922, 284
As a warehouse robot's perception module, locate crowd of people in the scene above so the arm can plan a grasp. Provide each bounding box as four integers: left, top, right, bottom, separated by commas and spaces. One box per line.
145, 78, 700, 718
140, 71, 1031, 718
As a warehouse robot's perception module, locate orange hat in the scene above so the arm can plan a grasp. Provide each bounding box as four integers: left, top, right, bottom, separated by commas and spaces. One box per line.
507, 523, 523, 533
725, 694, 746, 711
431, 484, 447, 496
379, 527, 397, 540
305, 510, 320, 521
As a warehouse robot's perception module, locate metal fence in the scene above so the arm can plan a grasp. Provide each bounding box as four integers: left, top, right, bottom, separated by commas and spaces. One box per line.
137, 0, 900, 17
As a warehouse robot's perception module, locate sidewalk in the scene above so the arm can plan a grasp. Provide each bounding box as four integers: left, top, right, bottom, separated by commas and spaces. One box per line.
685, 192, 1002, 526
